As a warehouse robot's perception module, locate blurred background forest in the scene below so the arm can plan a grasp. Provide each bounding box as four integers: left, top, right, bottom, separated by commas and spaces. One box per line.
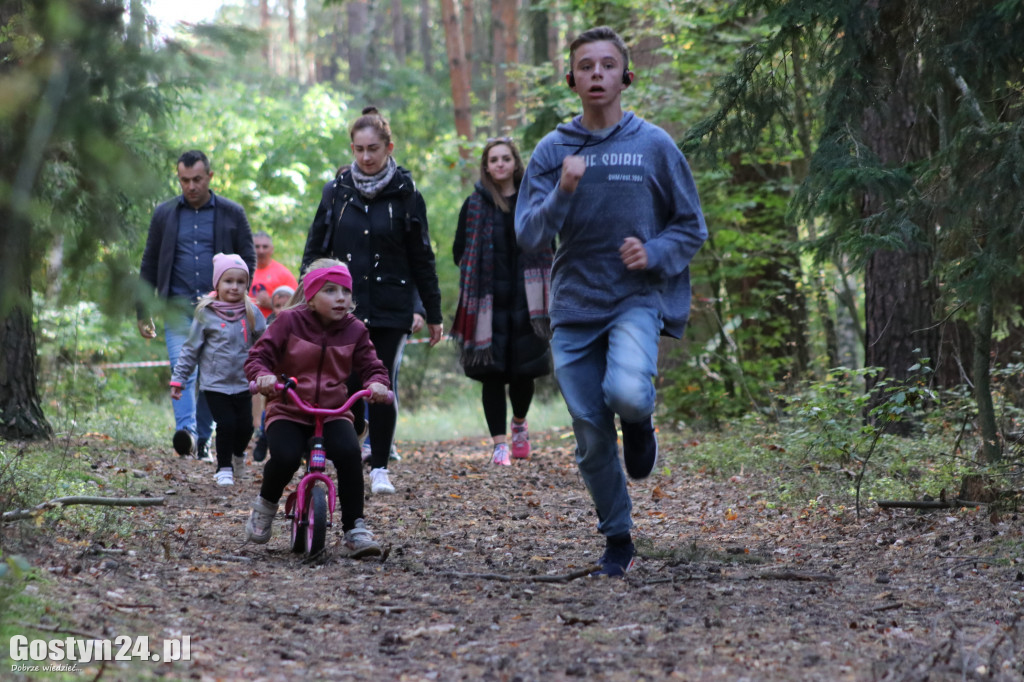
2, 0, 1024, 504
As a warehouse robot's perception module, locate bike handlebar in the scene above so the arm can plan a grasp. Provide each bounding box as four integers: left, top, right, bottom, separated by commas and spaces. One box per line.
249, 377, 393, 417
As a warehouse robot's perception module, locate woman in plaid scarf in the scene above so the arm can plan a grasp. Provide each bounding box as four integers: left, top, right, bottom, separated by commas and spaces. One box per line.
452, 138, 553, 466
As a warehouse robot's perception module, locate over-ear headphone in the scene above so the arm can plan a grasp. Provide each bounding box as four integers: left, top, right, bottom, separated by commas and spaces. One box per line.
567, 69, 632, 88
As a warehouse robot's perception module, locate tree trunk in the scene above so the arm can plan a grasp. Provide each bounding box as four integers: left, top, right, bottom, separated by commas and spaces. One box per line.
440, 0, 473, 152
0, 29, 58, 441
460, 0, 474, 78
498, 0, 518, 130
286, 0, 298, 80
347, 0, 369, 86
420, 0, 434, 75
526, 0, 549, 68
973, 296, 1000, 462
857, 1, 942, 432
491, 0, 507, 134
0, 211, 53, 441
260, 0, 273, 71
392, 0, 407, 65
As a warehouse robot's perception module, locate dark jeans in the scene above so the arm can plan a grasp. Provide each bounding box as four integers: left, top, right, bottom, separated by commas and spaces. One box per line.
203, 390, 253, 470
262, 418, 363, 532
481, 378, 535, 437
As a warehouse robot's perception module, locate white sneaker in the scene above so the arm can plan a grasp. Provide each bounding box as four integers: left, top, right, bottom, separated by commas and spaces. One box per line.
214, 468, 234, 486
370, 467, 395, 495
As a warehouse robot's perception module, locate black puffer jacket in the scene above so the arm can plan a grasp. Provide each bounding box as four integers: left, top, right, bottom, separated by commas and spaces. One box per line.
302, 166, 442, 331
453, 185, 551, 381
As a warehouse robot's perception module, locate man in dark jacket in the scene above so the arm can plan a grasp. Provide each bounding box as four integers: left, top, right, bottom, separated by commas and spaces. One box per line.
137, 150, 256, 458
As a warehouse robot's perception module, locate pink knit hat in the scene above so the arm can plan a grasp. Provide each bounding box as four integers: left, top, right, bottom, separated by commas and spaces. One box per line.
303, 265, 353, 302
212, 252, 249, 289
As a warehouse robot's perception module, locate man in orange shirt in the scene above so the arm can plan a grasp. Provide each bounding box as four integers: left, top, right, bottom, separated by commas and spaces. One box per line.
249, 232, 297, 318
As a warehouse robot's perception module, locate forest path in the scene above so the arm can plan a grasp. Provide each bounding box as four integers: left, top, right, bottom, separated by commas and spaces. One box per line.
6, 431, 1022, 681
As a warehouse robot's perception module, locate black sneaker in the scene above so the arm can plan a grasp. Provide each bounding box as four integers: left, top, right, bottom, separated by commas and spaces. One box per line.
252, 432, 268, 463
621, 416, 658, 479
173, 429, 195, 457
591, 538, 635, 578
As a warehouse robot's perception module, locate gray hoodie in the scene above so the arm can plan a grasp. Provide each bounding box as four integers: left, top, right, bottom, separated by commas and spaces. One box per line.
515, 111, 707, 338
172, 306, 267, 395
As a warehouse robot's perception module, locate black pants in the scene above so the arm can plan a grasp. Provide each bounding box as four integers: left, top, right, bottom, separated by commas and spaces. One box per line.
262, 418, 363, 532
347, 326, 407, 470
203, 390, 254, 470
481, 377, 535, 437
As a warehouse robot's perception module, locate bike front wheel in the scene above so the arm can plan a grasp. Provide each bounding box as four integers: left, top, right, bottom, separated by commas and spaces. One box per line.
306, 484, 328, 555
287, 492, 305, 554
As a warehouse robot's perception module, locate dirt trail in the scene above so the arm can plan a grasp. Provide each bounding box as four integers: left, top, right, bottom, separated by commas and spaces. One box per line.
5, 432, 1023, 681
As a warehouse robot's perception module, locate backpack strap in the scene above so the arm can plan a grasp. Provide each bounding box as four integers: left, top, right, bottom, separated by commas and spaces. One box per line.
321, 168, 354, 252
400, 179, 421, 230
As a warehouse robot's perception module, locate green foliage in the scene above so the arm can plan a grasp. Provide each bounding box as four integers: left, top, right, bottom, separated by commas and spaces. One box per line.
34, 296, 169, 411
1, 0, 181, 315
155, 47, 472, 327
664, 368, 977, 513
0, 550, 34, 635
158, 80, 348, 275
0, 436, 152, 538
661, 167, 811, 426
785, 362, 948, 515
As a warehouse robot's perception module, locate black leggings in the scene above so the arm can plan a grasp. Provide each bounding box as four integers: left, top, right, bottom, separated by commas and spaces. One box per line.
203, 391, 254, 470
347, 327, 407, 470
262, 418, 363, 532
481, 377, 535, 437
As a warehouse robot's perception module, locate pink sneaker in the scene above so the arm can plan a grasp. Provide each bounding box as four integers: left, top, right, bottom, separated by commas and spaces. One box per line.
492, 442, 511, 466
510, 420, 530, 459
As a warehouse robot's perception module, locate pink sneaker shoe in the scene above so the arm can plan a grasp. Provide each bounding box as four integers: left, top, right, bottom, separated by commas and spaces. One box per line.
510, 420, 530, 459
492, 442, 511, 466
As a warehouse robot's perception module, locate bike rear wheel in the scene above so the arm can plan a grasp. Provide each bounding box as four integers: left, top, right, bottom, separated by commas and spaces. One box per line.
306, 485, 328, 555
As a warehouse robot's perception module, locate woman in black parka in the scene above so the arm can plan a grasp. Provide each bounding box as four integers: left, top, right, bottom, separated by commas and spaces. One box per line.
302, 106, 443, 495
452, 137, 553, 466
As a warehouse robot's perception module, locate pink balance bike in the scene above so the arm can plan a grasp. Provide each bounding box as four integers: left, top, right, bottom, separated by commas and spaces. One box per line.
250, 377, 392, 557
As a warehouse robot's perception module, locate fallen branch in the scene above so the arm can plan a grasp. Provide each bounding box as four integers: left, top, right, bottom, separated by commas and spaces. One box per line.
208, 555, 253, 564
443, 565, 599, 583
13, 620, 105, 640
3, 496, 164, 523
733, 570, 838, 582
876, 498, 983, 509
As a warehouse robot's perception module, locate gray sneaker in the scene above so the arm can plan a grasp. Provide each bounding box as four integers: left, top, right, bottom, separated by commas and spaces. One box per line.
232, 455, 245, 480
245, 496, 278, 544
343, 518, 382, 558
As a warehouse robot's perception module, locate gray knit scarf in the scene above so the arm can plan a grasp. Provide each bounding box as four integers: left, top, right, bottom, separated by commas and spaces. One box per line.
350, 156, 398, 200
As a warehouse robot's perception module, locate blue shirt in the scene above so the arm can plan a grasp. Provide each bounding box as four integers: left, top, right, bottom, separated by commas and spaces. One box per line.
169, 193, 217, 302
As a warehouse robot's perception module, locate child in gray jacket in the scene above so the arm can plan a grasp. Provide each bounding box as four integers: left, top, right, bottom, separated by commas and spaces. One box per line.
171, 253, 267, 485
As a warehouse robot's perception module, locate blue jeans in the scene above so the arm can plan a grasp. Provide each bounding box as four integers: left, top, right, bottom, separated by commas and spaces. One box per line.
550, 307, 662, 539
165, 304, 213, 443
